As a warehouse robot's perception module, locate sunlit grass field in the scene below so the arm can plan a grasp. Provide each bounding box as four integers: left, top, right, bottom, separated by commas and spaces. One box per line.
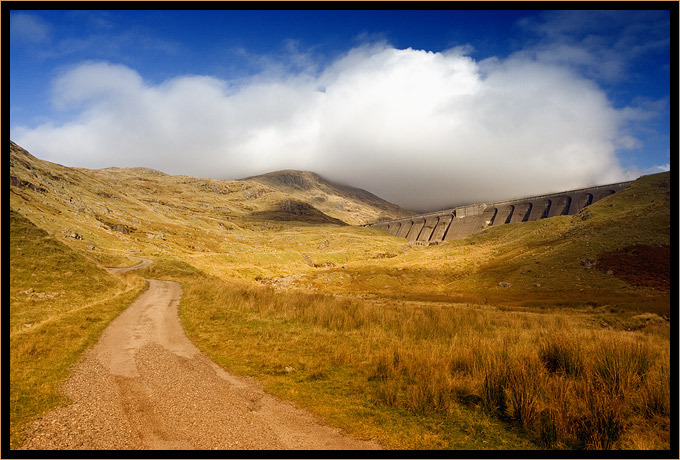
144, 172, 669, 450
9, 144, 670, 451
141, 257, 670, 449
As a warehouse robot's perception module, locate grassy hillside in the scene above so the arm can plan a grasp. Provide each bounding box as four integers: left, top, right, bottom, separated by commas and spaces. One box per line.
8, 210, 146, 448
8, 140, 671, 450
9, 141, 407, 281
244, 169, 414, 225
257, 172, 671, 316
147, 171, 668, 450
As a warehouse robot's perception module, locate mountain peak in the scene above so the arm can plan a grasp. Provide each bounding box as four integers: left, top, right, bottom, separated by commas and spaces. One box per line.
244, 170, 319, 191
9, 142, 412, 230
243, 170, 413, 226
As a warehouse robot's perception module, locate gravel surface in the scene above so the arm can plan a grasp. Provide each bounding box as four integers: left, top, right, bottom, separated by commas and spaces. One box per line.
104, 258, 153, 274
20, 277, 382, 450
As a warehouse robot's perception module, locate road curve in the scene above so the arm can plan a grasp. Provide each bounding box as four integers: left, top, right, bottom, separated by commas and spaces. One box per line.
104, 258, 152, 274
21, 266, 381, 450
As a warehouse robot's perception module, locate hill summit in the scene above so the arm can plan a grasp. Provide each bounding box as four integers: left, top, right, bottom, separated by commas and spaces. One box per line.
9, 141, 414, 262
243, 170, 412, 225
9, 142, 411, 228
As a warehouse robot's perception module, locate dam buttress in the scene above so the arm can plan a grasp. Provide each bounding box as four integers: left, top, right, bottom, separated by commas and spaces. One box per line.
370, 181, 632, 244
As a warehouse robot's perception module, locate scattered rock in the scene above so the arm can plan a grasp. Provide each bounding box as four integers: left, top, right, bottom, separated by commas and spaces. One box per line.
94, 215, 135, 234
20, 288, 61, 299
110, 223, 132, 234
10, 175, 48, 193
96, 191, 118, 199
580, 258, 596, 269
313, 261, 336, 268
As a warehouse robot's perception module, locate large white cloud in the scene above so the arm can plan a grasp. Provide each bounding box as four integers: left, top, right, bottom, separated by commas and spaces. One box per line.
13, 44, 634, 211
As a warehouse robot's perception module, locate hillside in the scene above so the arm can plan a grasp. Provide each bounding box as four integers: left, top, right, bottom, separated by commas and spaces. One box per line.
259, 170, 671, 313
9, 142, 405, 274
243, 170, 413, 225
9, 209, 146, 448
9, 140, 670, 305
9, 140, 671, 450
10, 142, 410, 235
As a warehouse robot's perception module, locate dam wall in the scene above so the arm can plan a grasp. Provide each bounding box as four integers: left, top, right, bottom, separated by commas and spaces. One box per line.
371, 181, 632, 243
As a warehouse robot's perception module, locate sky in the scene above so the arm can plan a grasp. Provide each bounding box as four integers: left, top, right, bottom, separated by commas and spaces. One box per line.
9, 9, 672, 212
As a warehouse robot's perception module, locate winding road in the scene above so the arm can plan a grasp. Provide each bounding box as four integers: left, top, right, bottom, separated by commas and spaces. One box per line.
20, 260, 381, 450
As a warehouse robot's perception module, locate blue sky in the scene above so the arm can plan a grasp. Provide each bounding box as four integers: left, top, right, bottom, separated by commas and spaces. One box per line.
9, 8, 672, 211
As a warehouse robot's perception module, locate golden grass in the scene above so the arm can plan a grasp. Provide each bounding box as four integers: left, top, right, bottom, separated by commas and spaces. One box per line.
273, 173, 670, 316
142, 258, 670, 450
8, 210, 147, 448
9, 141, 670, 450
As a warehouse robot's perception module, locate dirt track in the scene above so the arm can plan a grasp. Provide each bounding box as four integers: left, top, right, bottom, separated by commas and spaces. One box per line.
20, 268, 381, 450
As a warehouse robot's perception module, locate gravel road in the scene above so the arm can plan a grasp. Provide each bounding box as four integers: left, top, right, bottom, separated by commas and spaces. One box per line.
20, 272, 381, 450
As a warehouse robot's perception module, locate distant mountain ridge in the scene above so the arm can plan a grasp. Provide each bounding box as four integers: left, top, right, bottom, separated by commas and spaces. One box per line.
9, 142, 410, 234
243, 170, 413, 226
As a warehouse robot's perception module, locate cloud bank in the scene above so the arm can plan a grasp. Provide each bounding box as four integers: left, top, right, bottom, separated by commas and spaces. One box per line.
13, 44, 637, 211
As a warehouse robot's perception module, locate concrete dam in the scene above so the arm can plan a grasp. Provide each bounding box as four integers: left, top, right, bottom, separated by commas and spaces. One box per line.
371, 181, 632, 244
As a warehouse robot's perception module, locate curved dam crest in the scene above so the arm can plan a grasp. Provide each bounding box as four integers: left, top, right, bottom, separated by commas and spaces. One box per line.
371, 181, 632, 244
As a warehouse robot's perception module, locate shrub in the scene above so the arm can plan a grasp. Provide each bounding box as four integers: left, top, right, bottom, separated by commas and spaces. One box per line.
637, 362, 670, 418
539, 408, 559, 449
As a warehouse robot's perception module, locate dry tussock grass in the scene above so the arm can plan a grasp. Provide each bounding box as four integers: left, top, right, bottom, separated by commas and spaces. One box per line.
165, 262, 670, 450
10, 142, 669, 450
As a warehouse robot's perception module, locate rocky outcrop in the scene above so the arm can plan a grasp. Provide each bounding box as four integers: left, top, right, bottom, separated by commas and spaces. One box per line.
94, 215, 136, 234
10, 176, 48, 194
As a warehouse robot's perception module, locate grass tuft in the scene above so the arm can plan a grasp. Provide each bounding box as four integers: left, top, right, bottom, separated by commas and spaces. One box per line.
539, 333, 583, 377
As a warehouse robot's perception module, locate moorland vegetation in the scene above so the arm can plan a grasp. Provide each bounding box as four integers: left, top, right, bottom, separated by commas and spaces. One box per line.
8, 141, 671, 450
